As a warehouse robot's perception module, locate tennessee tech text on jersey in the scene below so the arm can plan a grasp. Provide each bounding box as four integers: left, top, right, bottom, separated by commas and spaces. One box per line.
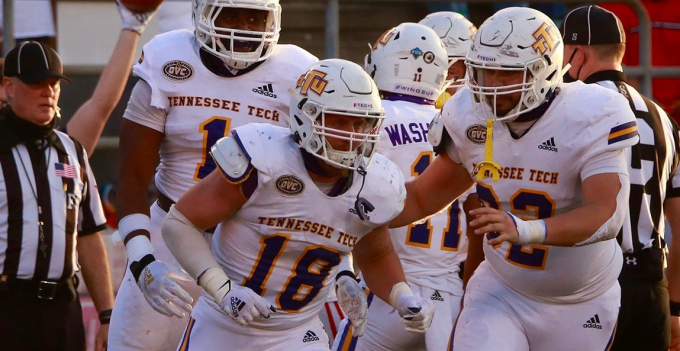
129, 29, 317, 202
207, 123, 405, 330
442, 81, 639, 303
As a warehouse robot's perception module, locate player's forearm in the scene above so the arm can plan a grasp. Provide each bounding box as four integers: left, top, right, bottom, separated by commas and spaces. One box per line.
542, 173, 628, 246
353, 225, 407, 303
115, 122, 162, 221
68, 31, 140, 155
390, 153, 474, 228
358, 249, 406, 304
77, 233, 115, 313
542, 202, 621, 246
665, 197, 680, 301
462, 194, 483, 287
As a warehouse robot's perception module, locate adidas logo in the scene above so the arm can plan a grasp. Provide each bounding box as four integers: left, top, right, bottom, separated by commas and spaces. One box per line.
431, 290, 444, 301
583, 314, 602, 329
537, 137, 558, 152
302, 330, 320, 343
253, 83, 277, 98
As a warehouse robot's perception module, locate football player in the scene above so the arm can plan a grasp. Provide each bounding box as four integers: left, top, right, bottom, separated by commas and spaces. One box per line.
419, 11, 476, 107
161, 59, 435, 350
391, 7, 640, 351
108, 0, 318, 350
418, 11, 478, 282
333, 22, 460, 351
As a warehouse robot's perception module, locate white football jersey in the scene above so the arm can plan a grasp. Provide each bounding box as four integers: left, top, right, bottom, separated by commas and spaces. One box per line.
442, 81, 639, 303
126, 30, 318, 201
209, 123, 406, 330
376, 99, 463, 293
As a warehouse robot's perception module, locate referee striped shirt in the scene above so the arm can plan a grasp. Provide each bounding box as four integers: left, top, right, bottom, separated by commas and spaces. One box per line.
586, 70, 680, 255
0, 116, 107, 282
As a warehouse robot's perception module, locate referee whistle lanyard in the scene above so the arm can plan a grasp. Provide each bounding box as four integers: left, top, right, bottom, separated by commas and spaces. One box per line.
16, 140, 52, 258
474, 118, 501, 181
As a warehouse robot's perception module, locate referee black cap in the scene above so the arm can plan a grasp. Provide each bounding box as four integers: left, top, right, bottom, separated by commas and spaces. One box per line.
561, 5, 626, 45
3, 41, 71, 84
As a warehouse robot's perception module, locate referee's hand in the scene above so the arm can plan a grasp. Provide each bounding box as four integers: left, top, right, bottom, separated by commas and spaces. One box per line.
137, 261, 194, 318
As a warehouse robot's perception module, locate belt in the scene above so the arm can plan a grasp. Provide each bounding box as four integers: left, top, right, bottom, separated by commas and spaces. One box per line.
156, 192, 216, 234
0, 275, 77, 301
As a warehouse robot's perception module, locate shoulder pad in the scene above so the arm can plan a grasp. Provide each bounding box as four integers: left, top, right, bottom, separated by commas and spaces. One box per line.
428, 112, 451, 155
210, 136, 252, 182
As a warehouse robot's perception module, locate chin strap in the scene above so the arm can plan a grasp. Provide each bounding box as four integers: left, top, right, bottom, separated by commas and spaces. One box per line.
474, 119, 501, 181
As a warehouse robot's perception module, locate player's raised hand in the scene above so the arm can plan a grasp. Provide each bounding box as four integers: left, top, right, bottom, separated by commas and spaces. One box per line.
116, 0, 158, 34
136, 260, 194, 318
336, 275, 368, 336
218, 283, 276, 326
396, 293, 435, 333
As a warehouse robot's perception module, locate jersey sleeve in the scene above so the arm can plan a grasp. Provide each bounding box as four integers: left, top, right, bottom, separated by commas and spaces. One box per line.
580, 91, 639, 180
123, 79, 167, 133
132, 35, 174, 110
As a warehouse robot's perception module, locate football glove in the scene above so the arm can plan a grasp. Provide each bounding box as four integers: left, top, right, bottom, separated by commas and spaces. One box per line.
336, 275, 368, 337
396, 293, 435, 333
116, 0, 157, 34
215, 282, 276, 326
135, 260, 194, 318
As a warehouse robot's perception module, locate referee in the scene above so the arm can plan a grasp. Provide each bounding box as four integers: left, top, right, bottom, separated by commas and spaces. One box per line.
0, 42, 114, 351
561, 6, 680, 351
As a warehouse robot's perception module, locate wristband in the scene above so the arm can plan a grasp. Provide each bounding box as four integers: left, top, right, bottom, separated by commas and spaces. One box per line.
671, 300, 680, 317
507, 213, 547, 245
119, 213, 154, 262
118, 213, 151, 244
388, 282, 413, 310
336, 270, 358, 282
99, 309, 113, 325
130, 254, 156, 282
198, 267, 232, 303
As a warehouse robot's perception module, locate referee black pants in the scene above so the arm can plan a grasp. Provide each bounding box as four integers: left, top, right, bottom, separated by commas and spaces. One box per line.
611, 276, 670, 351
0, 291, 85, 351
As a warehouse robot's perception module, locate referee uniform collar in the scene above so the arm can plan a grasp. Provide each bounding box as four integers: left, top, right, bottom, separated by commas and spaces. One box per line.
0, 107, 67, 154
584, 70, 627, 85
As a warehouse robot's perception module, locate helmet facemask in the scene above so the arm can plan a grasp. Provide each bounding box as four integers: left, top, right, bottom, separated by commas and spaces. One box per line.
467, 58, 551, 122
464, 7, 564, 122
193, 0, 281, 70
294, 99, 383, 170
289, 59, 385, 171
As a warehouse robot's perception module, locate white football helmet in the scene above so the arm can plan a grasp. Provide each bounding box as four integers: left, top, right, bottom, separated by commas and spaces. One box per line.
364, 23, 449, 101
289, 59, 385, 170
193, 0, 281, 70
419, 12, 476, 89
466, 7, 564, 121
